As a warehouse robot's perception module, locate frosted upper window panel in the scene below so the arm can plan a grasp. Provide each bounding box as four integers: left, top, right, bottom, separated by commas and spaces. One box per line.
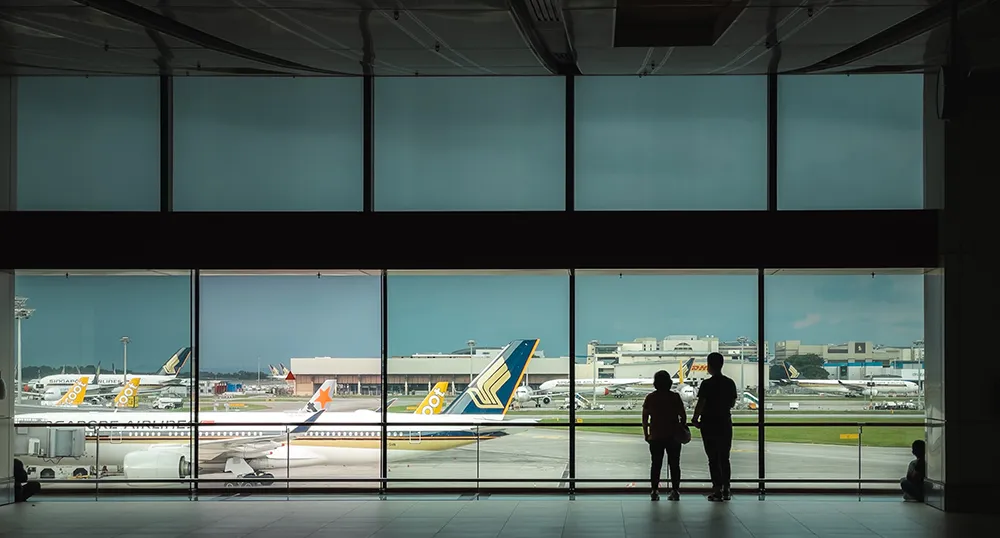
777, 74, 924, 210
374, 77, 565, 211
173, 77, 363, 211
575, 76, 767, 210
17, 77, 160, 211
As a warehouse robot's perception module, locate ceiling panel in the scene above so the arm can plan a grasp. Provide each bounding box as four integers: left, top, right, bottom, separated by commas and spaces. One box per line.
0, 0, 965, 76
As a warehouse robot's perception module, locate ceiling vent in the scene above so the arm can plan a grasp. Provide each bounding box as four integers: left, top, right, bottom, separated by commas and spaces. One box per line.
614, 0, 749, 47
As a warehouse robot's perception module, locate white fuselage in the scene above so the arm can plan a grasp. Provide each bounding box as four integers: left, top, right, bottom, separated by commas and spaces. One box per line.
792, 379, 919, 395
538, 378, 652, 393
13, 409, 528, 472
32, 374, 181, 392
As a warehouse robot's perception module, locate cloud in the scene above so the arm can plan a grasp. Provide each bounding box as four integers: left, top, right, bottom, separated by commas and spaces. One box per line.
793, 313, 822, 329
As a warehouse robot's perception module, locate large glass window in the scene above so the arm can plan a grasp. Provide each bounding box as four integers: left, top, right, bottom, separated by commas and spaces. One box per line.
575, 270, 758, 489
17, 78, 160, 211
386, 271, 569, 488
198, 271, 381, 491
575, 76, 767, 210
375, 77, 565, 211
777, 74, 924, 210
173, 77, 363, 211
12, 271, 193, 490
765, 269, 926, 490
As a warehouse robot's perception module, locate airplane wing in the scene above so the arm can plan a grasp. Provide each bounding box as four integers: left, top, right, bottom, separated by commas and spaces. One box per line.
154, 409, 325, 461
836, 380, 867, 393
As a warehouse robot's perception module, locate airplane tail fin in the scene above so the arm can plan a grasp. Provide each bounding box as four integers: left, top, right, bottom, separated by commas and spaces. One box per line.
787, 364, 800, 379
279, 363, 291, 376
413, 382, 449, 415
155, 347, 192, 377
113, 378, 141, 408
674, 358, 694, 384
443, 339, 538, 416
742, 391, 759, 409
301, 380, 336, 413
56, 378, 88, 406
268, 365, 279, 376
375, 397, 398, 412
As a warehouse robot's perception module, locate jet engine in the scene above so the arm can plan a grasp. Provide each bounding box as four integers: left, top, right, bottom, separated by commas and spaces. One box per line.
541, 396, 551, 405
123, 451, 191, 483
861, 388, 879, 397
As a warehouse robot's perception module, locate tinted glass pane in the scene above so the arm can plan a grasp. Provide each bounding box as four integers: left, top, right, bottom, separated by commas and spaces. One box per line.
574, 270, 759, 489
575, 76, 767, 210
777, 75, 924, 209
198, 271, 382, 490
375, 77, 565, 211
173, 77, 363, 211
765, 269, 925, 489
17, 77, 159, 211
386, 271, 569, 488
13, 271, 193, 491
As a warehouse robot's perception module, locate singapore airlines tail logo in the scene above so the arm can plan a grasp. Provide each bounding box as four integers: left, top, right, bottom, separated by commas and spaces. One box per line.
468, 360, 511, 409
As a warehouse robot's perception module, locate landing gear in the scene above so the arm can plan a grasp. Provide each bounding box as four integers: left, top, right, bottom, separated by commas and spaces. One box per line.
223, 472, 274, 489
222, 457, 275, 490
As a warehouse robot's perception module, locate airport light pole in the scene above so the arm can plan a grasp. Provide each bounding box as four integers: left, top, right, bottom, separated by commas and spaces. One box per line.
14, 297, 35, 404
467, 339, 476, 385
590, 340, 599, 409
120, 336, 130, 385
736, 336, 750, 394
913, 339, 924, 409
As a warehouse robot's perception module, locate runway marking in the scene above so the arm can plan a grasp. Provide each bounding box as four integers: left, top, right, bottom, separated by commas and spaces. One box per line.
558, 464, 570, 489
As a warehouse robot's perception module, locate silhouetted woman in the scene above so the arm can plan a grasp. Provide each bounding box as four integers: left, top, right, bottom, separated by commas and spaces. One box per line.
642, 370, 688, 501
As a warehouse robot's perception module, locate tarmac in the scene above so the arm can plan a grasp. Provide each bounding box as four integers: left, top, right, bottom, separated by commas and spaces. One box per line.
17, 394, 916, 493
196, 428, 912, 492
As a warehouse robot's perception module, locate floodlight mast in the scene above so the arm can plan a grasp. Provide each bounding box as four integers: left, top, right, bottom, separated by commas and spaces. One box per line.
121, 336, 131, 385
14, 297, 36, 403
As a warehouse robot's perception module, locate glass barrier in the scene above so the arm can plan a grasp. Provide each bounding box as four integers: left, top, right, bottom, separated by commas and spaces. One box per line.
14, 420, 924, 495
763, 422, 924, 491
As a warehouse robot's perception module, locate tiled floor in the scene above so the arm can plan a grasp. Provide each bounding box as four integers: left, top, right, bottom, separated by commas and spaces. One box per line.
1, 495, 996, 537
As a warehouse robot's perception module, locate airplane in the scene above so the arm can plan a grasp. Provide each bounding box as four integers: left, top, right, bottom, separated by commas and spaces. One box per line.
37, 377, 141, 409
28, 347, 191, 394
40, 378, 90, 407
268, 364, 294, 380
602, 358, 700, 406
775, 363, 919, 397
516, 358, 696, 406
14, 339, 539, 486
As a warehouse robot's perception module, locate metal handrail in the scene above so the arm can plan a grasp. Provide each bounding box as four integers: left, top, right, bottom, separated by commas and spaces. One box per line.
17, 420, 931, 428
32, 477, 904, 484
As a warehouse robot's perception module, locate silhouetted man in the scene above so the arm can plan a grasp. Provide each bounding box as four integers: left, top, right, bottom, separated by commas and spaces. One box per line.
692, 352, 738, 501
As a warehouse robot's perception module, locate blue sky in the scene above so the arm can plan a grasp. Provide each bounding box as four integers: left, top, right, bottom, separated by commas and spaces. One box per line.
13, 273, 924, 372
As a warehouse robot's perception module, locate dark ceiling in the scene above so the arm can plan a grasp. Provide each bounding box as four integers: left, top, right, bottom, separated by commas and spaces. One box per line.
0, 0, 992, 77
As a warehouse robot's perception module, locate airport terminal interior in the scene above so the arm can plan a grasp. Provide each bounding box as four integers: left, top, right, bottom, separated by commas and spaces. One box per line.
2, 1, 1000, 536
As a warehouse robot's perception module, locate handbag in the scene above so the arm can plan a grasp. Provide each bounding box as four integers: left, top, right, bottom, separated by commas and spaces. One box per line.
674, 424, 692, 445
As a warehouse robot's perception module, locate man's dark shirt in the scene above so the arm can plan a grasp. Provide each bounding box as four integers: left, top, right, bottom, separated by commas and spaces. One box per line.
697, 374, 738, 428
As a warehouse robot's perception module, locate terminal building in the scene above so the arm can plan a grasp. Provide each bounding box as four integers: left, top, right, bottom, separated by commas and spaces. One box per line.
290, 338, 762, 396
775, 340, 925, 381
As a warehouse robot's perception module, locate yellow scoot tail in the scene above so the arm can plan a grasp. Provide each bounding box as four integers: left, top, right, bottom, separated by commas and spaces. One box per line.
56, 378, 89, 406
113, 378, 141, 408
410, 382, 449, 415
